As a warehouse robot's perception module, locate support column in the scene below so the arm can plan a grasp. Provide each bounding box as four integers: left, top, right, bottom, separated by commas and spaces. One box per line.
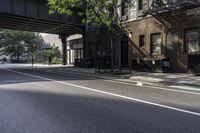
60, 34, 68, 65
80, 25, 86, 58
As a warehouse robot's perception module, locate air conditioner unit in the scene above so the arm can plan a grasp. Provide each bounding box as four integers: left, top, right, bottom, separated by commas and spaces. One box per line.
121, 15, 128, 21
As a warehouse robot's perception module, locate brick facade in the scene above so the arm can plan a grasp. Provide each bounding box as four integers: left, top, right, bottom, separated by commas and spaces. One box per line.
83, 1, 200, 73
122, 12, 200, 73
160, 12, 200, 73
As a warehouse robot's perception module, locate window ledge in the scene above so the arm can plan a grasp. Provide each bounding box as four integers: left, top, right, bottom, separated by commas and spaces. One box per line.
187, 52, 200, 55
151, 53, 162, 56
121, 15, 152, 24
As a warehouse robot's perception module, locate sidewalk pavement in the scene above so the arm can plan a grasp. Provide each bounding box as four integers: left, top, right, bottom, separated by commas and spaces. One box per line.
1, 63, 200, 91
32, 64, 200, 91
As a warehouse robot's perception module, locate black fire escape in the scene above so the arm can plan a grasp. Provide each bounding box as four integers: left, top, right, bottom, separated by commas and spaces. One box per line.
144, 0, 200, 15
142, 0, 200, 28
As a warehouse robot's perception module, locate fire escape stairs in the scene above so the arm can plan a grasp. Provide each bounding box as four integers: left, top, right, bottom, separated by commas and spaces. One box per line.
153, 14, 172, 29
121, 22, 132, 35
143, 0, 200, 29
145, 0, 200, 15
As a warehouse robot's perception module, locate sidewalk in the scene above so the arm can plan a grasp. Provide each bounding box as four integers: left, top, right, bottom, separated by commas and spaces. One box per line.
1, 63, 200, 91
32, 65, 200, 91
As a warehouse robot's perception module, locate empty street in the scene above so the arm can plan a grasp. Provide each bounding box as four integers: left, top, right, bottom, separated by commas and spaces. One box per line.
0, 67, 200, 133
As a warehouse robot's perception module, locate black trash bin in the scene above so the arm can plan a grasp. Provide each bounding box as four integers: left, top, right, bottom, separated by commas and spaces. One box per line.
145, 58, 171, 73
162, 58, 171, 73
150, 58, 171, 73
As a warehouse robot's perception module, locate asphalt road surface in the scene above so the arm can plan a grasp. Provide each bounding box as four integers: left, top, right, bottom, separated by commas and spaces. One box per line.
0, 67, 200, 133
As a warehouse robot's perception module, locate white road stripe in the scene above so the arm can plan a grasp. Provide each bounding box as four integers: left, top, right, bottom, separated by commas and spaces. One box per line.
5, 68, 200, 117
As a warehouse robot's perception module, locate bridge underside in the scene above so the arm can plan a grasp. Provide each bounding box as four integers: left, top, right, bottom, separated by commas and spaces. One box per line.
0, 0, 83, 35
0, 13, 82, 35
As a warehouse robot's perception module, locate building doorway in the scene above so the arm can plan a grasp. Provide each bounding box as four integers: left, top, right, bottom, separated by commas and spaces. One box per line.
166, 31, 178, 71
121, 40, 128, 67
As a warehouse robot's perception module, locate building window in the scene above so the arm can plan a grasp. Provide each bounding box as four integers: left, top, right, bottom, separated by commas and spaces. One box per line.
139, 35, 145, 47
138, 0, 143, 10
120, 0, 138, 21
74, 49, 83, 59
151, 33, 161, 54
69, 38, 84, 60
121, 0, 129, 17
185, 29, 200, 53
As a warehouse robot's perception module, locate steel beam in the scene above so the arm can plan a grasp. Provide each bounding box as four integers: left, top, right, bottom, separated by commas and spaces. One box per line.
0, 0, 83, 35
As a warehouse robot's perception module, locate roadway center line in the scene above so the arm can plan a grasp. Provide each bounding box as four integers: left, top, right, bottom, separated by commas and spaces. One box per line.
5, 68, 200, 117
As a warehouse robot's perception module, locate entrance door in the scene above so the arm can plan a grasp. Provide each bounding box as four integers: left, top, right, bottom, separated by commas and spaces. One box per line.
121, 40, 128, 67
166, 31, 178, 71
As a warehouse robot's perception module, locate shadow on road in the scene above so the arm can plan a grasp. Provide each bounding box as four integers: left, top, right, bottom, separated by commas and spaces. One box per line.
0, 67, 100, 85
0, 88, 200, 133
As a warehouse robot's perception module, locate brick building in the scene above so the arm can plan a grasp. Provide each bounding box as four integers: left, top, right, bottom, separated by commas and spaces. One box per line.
118, 0, 200, 73
84, 0, 200, 73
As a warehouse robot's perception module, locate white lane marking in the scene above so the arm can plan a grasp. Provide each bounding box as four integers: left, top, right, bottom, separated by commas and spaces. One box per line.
41, 70, 200, 96
5, 68, 200, 117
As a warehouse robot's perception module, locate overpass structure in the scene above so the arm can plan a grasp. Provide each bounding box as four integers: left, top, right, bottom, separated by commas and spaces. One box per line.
0, 0, 84, 65
0, 0, 83, 34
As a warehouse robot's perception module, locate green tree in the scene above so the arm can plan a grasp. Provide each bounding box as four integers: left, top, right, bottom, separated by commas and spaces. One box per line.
0, 29, 36, 61
48, 0, 120, 69
39, 45, 61, 64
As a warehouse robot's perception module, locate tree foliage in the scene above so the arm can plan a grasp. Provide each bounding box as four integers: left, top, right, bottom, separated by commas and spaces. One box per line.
0, 29, 36, 60
35, 45, 61, 64
48, 0, 121, 68
48, 0, 119, 33
43, 46, 60, 59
